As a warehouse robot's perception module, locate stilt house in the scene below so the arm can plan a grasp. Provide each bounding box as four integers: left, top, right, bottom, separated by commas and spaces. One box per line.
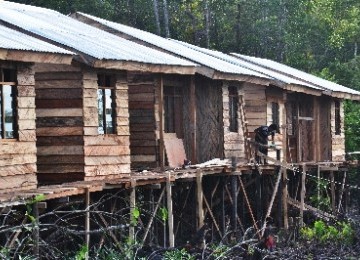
0, 24, 73, 192
0, 1, 196, 184
71, 12, 360, 167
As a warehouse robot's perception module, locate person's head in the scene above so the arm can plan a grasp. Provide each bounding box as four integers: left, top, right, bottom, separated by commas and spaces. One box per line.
268, 123, 278, 133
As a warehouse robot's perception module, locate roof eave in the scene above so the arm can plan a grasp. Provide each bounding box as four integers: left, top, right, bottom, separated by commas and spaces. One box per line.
0, 49, 73, 64
92, 59, 196, 75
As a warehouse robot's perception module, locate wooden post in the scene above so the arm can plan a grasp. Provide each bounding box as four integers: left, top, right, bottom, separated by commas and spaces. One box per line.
255, 170, 262, 227
231, 175, 238, 235
300, 164, 306, 227
330, 171, 336, 215
317, 165, 321, 202
190, 75, 197, 164
221, 177, 226, 236
32, 202, 39, 258
337, 171, 347, 213
281, 107, 289, 229
196, 170, 204, 230
85, 188, 90, 260
158, 75, 165, 170
166, 172, 174, 247
129, 179, 136, 240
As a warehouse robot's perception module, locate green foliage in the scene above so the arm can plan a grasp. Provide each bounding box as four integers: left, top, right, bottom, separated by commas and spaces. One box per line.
131, 206, 140, 226
209, 243, 229, 258
300, 220, 355, 245
75, 244, 88, 260
163, 248, 195, 260
159, 207, 168, 222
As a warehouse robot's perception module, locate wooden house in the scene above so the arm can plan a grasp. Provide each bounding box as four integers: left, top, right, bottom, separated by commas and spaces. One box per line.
73, 12, 280, 168
0, 1, 196, 184
0, 24, 73, 192
72, 12, 360, 167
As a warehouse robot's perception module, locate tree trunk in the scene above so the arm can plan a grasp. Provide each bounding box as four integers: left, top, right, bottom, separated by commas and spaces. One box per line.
153, 0, 161, 35
163, 0, 170, 37
204, 0, 210, 48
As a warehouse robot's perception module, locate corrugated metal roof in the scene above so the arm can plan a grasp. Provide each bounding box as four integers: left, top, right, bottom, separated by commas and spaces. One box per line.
0, 1, 195, 67
0, 24, 73, 54
232, 53, 360, 96
170, 39, 324, 91
75, 12, 272, 79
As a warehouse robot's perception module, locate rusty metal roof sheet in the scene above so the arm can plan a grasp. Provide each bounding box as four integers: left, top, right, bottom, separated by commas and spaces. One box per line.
0, 1, 196, 67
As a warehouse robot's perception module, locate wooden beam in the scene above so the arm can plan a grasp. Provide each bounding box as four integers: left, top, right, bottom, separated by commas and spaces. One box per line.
158, 75, 165, 170
166, 172, 174, 247
129, 179, 136, 240
85, 188, 90, 260
337, 171, 347, 213
190, 75, 197, 164
196, 170, 204, 231
300, 164, 306, 226
330, 171, 336, 215
281, 105, 289, 229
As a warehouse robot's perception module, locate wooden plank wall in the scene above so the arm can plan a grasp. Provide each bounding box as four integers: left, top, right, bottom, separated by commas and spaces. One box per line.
35, 64, 85, 184
0, 63, 37, 192
128, 72, 158, 169
331, 100, 345, 161
318, 96, 332, 161
222, 82, 246, 161
266, 87, 285, 162
195, 75, 224, 163
83, 69, 131, 180
243, 83, 267, 134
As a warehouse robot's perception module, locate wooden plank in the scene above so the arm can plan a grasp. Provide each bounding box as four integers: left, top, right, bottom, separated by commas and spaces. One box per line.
36, 127, 83, 136
36, 108, 83, 117
37, 164, 84, 174
196, 170, 204, 231
0, 173, 37, 191
35, 79, 83, 89
35, 99, 83, 108
84, 164, 131, 176
190, 75, 197, 163
17, 85, 35, 97
163, 133, 187, 168
38, 155, 84, 164
84, 135, 130, 146
158, 75, 164, 169
36, 117, 83, 127
84, 156, 131, 166
84, 146, 130, 156
300, 164, 306, 226
37, 136, 83, 146
18, 130, 37, 142
0, 142, 36, 154
0, 163, 36, 177
0, 153, 36, 167
36, 88, 82, 99
37, 145, 84, 155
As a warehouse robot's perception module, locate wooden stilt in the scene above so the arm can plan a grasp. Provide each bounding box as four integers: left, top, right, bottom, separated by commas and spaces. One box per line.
255, 170, 262, 227
203, 195, 222, 238
231, 175, 238, 235
196, 170, 204, 231
166, 172, 174, 247
261, 168, 282, 237
85, 188, 90, 259
221, 177, 226, 236
300, 164, 306, 226
337, 171, 347, 213
330, 171, 336, 215
282, 167, 289, 229
32, 202, 39, 258
317, 165, 321, 202
142, 187, 165, 244
129, 180, 136, 240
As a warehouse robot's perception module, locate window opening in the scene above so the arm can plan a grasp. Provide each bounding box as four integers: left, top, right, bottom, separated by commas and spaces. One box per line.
164, 86, 183, 138
228, 86, 239, 132
0, 68, 17, 139
334, 100, 341, 135
97, 74, 116, 134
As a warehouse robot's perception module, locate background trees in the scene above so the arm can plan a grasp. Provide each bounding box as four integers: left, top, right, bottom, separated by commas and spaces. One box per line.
13, 0, 360, 151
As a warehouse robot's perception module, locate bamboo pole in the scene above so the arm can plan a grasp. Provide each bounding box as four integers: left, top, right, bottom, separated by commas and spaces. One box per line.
166, 172, 174, 247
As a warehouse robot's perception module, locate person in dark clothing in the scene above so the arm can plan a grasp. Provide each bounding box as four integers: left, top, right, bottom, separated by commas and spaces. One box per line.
254, 123, 278, 164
